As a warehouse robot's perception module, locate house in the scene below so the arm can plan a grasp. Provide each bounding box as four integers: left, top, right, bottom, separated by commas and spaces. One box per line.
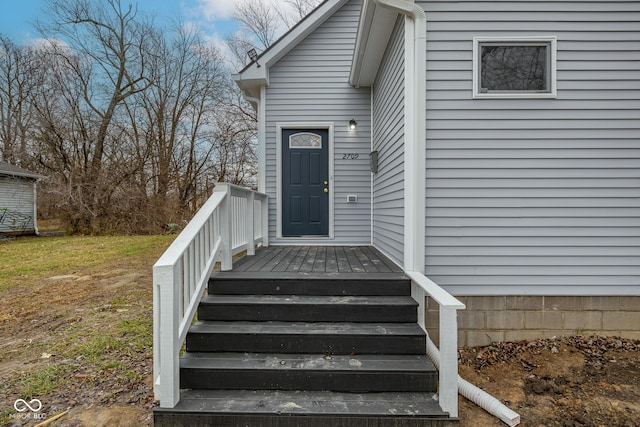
0, 161, 44, 236
233, 0, 640, 345
153, 0, 638, 424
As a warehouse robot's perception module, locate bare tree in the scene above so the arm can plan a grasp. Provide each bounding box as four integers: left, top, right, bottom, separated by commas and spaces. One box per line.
132, 23, 227, 212
233, 0, 281, 49
277, 0, 321, 28
209, 80, 258, 188
0, 0, 316, 234
227, 0, 322, 70
29, 0, 155, 232
0, 36, 38, 164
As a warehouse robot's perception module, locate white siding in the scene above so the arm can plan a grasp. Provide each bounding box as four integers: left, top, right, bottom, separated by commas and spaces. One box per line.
265, 0, 372, 244
420, 0, 640, 295
372, 17, 405, 266
0, 176, 36, 234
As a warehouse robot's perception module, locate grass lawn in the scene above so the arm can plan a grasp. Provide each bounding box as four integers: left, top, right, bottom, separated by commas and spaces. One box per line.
0, 234, 175, 426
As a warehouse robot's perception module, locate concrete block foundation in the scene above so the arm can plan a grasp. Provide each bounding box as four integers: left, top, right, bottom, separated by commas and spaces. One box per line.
425, 296, 640, 348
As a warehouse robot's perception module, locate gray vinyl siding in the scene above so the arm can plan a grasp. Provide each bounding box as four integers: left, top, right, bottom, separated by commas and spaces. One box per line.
0, 176, 36, 234
420, 1, 640, 295
372, 17, 405, 266
265, 0, 371, 244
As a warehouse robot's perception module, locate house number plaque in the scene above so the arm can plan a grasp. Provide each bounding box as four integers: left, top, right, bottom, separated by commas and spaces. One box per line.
342, 153, 360, 160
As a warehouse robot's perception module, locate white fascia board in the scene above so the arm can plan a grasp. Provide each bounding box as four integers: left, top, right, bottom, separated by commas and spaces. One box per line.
350, 0, 398, 87
234, 0, 349, 99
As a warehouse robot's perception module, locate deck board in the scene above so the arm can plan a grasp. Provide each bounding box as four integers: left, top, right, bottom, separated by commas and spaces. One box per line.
230, 246, 402, 275
335, 246, 352, 273
286, 246, 308, 272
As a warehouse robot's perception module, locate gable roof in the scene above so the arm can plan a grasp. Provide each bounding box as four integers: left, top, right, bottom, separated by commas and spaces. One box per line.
233, 0, 350, 100
0, 161, 45, 180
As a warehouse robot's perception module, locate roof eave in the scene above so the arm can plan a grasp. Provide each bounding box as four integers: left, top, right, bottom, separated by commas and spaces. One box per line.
349, 0, 399, 87
0, 162, 46, 180
0, 171, 46, 180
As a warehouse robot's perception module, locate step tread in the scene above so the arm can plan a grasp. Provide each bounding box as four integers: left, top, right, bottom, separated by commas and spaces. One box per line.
200, 295, 418, 306
158, 389, 449, 418
212, 272, 409, 281
181, 352, 435, 372
189, 321, 425, 336
208, 273, 412, 296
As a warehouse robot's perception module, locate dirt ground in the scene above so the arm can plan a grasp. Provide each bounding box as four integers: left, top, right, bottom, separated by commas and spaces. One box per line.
458, 337, 640, 426
1, 268, 156, 427
1, 260, 638, 426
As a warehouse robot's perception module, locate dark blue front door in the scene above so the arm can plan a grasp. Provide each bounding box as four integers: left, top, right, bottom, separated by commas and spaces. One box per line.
282, 129, 329, 236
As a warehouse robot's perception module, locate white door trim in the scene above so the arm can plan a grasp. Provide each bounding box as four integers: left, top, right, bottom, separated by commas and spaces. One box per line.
276, 122, 335, 240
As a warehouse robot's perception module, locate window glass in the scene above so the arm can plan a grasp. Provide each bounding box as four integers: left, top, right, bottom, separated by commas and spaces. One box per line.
289, 132, 321, 148
480, 45, 548, 92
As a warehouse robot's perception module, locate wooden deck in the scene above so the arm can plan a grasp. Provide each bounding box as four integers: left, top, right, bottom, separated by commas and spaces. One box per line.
231, 246, 403, 274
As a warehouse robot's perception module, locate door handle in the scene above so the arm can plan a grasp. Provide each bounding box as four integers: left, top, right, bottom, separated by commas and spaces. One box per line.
324, 188, 328, 193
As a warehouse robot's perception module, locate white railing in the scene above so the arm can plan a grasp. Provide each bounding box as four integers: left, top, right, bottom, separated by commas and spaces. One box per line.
405, 271, 466, 418
153, 183, 268, 408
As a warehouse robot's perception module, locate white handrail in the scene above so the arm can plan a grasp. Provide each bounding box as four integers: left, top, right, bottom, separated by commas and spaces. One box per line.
405, 270, 465, 418
153, 183, 268, 408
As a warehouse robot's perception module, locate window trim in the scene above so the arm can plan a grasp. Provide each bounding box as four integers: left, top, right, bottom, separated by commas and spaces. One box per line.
473, 36, 557, 99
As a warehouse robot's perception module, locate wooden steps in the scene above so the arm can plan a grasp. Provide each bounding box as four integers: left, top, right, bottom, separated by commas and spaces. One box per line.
197, 294, 418, 322
180, 353, 436, 392
154, 258, 458, 426
156, 390, 456, 427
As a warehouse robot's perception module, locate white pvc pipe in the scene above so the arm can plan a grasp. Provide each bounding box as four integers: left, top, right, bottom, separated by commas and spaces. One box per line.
426, 336, 521, 426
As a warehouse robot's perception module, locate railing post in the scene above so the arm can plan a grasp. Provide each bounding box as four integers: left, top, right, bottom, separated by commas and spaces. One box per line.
155, 264, 181, 408
411, 282, 426, 330
261, 195, 269, 247
216, 183, 233, 271
439, 306, 459, 417
246, 190, 255, 256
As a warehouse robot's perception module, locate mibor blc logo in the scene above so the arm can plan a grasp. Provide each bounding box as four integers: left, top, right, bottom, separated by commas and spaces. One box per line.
14, 398, 42, 412
11, 398, 46, 420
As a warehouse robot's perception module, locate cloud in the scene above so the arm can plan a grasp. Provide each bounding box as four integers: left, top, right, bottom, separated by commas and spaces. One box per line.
194, 0, 236, 20
194, 0, 302, 22
28, 37, 71, 52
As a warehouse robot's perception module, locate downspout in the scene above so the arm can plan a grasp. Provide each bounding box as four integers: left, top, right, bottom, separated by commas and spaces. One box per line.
33, 180, 39, 235
426, 337, 521, 426
373, 0, 426, 274
241, 89, 266, 193
371, 1, 521, 425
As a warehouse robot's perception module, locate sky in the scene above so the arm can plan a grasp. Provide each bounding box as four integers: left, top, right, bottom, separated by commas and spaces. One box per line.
0, 0, 241, 47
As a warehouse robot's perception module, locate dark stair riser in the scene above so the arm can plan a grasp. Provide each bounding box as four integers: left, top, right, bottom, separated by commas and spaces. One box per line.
208, 277, 411, 296
179, 353, 437, 392
155, 413, 459, 427
197, 297, 418, 322
186, 331, 426, 355
180, 368, 436, 392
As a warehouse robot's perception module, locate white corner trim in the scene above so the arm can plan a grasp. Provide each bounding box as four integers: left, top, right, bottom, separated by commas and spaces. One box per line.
372, 0, 426, 274
242, 89, 267, 193
275, 122, 335, 241
472, 36, 558, 99
258, 87, 266, 193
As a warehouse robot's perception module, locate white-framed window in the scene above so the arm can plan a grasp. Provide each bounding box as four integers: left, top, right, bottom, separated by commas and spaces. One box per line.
473, 36, 557, 99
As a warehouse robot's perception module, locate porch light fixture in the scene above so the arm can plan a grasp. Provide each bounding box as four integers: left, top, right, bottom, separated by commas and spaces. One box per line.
349, 119, 357, 131
247, 48, 260, 67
